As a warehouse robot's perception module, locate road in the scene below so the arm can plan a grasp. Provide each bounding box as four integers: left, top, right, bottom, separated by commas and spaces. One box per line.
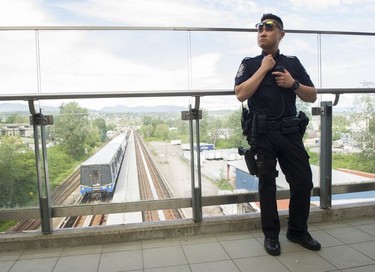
147, 141, 224, 217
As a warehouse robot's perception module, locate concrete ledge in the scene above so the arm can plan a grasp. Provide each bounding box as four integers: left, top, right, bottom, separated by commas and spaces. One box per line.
1, 201, 375, 252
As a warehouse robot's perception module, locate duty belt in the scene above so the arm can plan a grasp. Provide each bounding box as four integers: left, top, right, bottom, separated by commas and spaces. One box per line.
266, 120, 282, 130
256, 114, 300, 135
265, 117, 300, 131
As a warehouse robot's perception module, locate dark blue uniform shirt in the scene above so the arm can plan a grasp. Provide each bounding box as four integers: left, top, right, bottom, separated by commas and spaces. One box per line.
235, 51, 314, 120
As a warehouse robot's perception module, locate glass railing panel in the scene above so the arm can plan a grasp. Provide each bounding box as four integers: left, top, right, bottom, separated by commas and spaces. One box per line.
36, 30, 190, 93
43, 97, 194, 228
0, 32, 38, 94
319, 35, 374, 89
330, 93, 375, 204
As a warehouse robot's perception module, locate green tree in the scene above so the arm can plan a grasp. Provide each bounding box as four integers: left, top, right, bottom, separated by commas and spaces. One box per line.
352, 81, 375, 158
85, 126, 101, 149
47, 145, 76, 188
140, 124, 154, 138
93, 117, 107, 141
106, 122, 116, 132
199, 110, 210, 143
5, 115, 17, 124
154, 123, 169, 140
142, 115, 153, 126
333, 115, 350, 141
0, 137, 37, 208
216, 108, 248, 149
139, 116, 172, 140
176, 118, 189, 138
206, 117, 223, 145
14, 115, 29, 124
54, 102, 89, 159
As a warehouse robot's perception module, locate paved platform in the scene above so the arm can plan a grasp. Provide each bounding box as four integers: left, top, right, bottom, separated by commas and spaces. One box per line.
1, 214, 375, 272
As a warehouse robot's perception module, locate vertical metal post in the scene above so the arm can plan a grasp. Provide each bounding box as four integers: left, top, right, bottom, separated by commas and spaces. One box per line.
193, 97, 202, 222
319, 101, 333, 209
181, 97, 203, 222
29, 100, 54, 234
187, 104, 197, 220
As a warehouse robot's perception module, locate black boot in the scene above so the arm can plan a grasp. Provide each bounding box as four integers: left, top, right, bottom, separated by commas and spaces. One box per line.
264, 236, 281, 256
287, 232, 321, 251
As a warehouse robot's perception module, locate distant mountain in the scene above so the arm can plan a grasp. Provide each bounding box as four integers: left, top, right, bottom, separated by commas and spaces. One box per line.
0, 102, 353, 114
0, 103, 59, 113
0, 103, 30, 112
0, 102, 185, 114
99, 104, 186, 113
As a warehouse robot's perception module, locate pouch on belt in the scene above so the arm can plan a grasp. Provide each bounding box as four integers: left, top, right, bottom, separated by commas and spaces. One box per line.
281, 116, 300, 134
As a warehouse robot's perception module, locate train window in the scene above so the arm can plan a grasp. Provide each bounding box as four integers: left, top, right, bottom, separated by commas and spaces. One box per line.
93, 169, 99, 177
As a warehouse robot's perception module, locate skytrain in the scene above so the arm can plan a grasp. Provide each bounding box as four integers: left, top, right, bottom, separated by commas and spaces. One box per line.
80, 133, 127, 196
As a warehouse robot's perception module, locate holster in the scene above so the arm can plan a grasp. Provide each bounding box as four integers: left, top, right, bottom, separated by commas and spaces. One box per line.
241, 106, 252, 136
297, 111, 309, 136
238, 147, 257, 175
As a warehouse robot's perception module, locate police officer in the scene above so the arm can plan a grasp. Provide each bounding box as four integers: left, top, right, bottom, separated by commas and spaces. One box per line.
234, 13, 321, 256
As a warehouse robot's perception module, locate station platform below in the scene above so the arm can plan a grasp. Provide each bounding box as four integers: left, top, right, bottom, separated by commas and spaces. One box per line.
1, 202, 375, 272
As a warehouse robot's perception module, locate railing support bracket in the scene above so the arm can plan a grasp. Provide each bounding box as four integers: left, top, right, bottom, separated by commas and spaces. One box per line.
28, 100, 54, 234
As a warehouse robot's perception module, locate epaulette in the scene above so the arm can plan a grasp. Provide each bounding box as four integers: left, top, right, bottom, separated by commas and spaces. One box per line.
285, 55, 297, 59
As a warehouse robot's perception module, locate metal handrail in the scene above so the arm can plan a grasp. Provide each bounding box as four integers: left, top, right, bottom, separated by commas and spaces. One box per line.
0, 88, 374, 102
2, 181, 375, 221
0, 25, 374, 37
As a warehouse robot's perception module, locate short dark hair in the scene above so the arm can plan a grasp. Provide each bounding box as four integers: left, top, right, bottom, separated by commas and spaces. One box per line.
261, 13, 284, 30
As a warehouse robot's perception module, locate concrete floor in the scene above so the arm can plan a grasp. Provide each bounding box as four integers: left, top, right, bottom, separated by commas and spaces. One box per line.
1, 216, 375, 272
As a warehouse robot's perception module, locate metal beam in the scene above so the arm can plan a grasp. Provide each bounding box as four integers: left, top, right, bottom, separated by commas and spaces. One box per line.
0, 88, 374, 102
2, 182, 375, 220
0, 26, 374, 37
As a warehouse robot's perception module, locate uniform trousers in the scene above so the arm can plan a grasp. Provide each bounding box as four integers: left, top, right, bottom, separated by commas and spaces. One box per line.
255, 128, 313, 239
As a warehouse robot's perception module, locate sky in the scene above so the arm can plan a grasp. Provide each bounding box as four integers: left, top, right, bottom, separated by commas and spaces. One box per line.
0, 0, 374, 111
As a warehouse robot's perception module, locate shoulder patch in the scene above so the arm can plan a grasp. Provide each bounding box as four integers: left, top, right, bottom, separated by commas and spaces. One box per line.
236, 63, 247, 78
285, 55, 297, 59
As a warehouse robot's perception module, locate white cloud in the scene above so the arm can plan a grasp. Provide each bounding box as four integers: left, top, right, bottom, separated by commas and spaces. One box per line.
39, 38, 190, 91
288, 0, 341, 10
51, 0, 261, 27
288, 0, 375, 10
191, 52, 222, 87
0, 0, 53, 25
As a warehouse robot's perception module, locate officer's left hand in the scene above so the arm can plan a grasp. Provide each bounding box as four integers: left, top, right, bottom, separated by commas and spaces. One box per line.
272, 69, 295, 89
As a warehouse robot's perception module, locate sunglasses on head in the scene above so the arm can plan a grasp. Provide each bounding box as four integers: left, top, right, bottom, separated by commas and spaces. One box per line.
255, 20, 282, 32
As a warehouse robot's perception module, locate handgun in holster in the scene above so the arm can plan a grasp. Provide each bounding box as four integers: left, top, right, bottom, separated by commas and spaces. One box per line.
238, 113, 260, 176
238, 146, 257, 175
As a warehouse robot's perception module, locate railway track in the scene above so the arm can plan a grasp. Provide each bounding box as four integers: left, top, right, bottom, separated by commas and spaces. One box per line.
9, 130, 182, 232
7, 168, 82, 232
51, 168, 81, 205
58, 195, 110, 228
134, 132, 183, 222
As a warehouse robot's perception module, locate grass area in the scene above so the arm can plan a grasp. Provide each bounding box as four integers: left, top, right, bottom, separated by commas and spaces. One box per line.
216, 179, 235, 191
0, 220, 17, 232
308, 150, 375, 173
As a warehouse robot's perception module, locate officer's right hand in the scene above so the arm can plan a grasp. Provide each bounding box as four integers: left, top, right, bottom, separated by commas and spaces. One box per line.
261, 54, 276, 72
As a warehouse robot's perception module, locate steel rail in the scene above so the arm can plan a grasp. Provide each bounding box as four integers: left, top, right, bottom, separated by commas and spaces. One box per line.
0, 88, 374, 102
0, 26, 374, 37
